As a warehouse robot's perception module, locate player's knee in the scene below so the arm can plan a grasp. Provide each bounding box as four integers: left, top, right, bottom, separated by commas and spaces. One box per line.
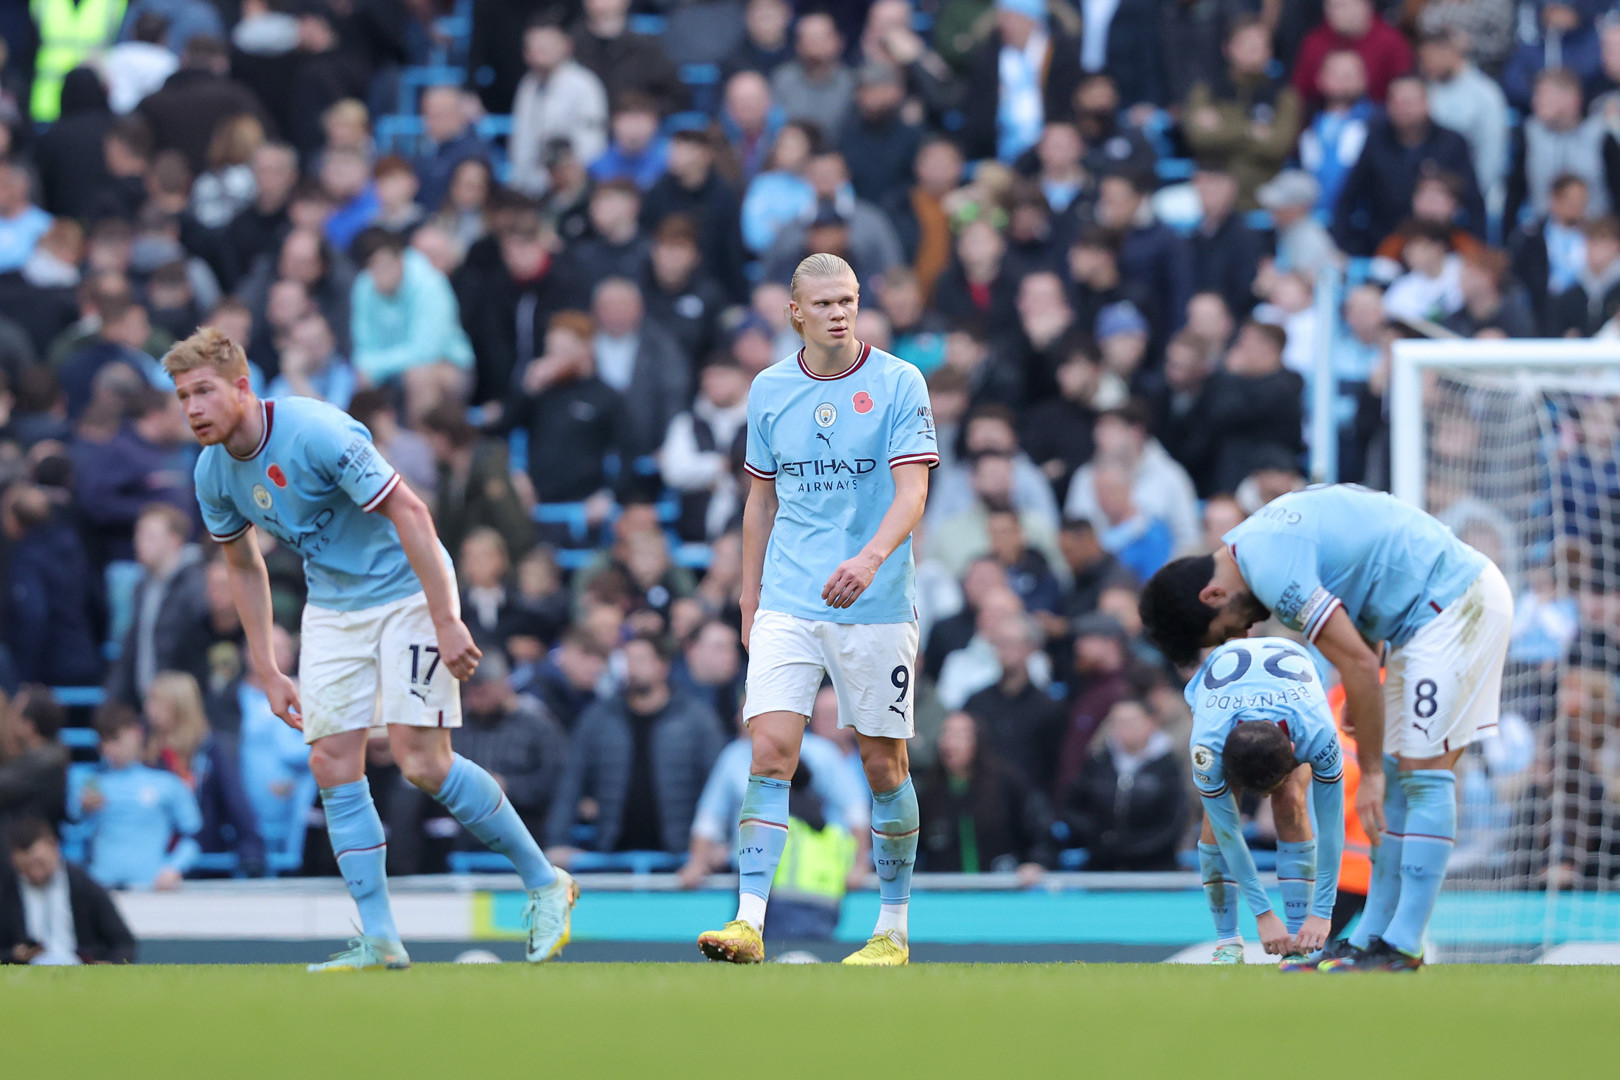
398, 747, 453, 792
860, 743, 909, 792
750, 742, 797, 780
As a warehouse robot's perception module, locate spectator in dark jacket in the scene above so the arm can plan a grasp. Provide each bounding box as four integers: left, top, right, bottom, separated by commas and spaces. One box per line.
34, 67, 115, 221
918, 712, 1051, 874
419, 404, 537, 561
3, 818, 137, 964
218, 142, 297, 292
516, 626, 609, 732
1060, 699, 1186, 871
1095, 171, 1192, 339
962, 612, 1067, 793
0, 688, 68, 830
590, 277, 691, 463
135, 36, 273, 175
1189, 158, 1269, 320
1508, 173, 1592, 334
840, 61, 923, 206
106, 504, 210, 708
2, 486, 102, 688
1179, 321, 1305, 495
413, 86, 491, 214
546, 633, 725, 859
959, 0, 1082, 163
1548, 214, 1620, 336
1181, 17, 1301, 209
640, 128, 750, 304
457, 218, 576, 406
1055, 613, 1135, 795
572, 0, 687, 117
508, 309, 626, 505
642, 216, 729, 370
1332, 75, 1484, 256
71, 386, 194, 567
566, 180, 651, 296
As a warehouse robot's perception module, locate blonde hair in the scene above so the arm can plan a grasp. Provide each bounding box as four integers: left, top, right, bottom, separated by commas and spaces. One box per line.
145, 671, 211, 764
787, 253, 856, 337
207, 114, 266, 170
162, 325, 251, 382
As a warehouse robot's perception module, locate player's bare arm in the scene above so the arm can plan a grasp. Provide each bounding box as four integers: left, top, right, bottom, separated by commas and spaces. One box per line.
738, 473, 778, 651
218, 529, 302, 730
375, 482, 482, 680
822, 462, 929, 609
1313, 609, 1386, 841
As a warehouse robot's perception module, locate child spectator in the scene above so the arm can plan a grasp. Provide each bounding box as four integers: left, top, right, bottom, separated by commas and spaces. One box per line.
71, 706, 201, 890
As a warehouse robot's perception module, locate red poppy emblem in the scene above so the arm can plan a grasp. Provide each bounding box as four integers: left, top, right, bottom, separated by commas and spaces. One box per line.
852, 391, 874, 414
267, 464, 288, 488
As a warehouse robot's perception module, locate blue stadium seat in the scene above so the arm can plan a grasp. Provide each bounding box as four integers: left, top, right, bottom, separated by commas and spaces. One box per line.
50, 686, 106, 708
628, 14, 668, 35
57, 728, 100, 751
395, 64, 466, 119
672, 542, 713, 571
679, 64, 722, 114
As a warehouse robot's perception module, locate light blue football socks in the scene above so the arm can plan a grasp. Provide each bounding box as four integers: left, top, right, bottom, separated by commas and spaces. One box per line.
432, 753, 557, 890
871, 777, 919, 938
1276, 839, 1317, 936
1199, 842, 1241, 942
1381, 769, 1457, 957
1352, 756, 1408, 950
321, 780, 399, 943
735, 774, 790, 928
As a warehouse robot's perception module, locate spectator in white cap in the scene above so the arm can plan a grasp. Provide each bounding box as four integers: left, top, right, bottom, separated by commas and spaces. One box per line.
1258, 169, 1343, 280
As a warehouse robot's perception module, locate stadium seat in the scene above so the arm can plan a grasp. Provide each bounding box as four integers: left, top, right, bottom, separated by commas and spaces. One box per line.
265, 773, 319, 876
628, 14, 668, 35
395, 64, 466, 119
679, 64, 721, 114
57, 727, 100, 751
50, 686, 106, 708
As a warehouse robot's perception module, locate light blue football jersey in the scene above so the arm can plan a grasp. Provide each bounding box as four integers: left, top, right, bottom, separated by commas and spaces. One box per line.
194, 397, 429, 611
1223, 484, 1488, 648
744, 343, 938, 624
1185, 637, 1343, 798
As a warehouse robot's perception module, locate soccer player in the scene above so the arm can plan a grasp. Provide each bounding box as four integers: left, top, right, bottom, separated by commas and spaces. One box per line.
697, 253, 938, 965
1186, 636, 1344, 968
165, 328, 577, 971
1141, 485, 1513, 971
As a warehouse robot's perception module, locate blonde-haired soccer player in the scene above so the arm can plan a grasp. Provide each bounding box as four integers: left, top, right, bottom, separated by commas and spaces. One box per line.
697, 254, 938, 965
166, 328, 577, 971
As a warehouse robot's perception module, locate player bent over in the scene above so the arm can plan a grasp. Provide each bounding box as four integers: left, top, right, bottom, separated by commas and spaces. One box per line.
1142, 485, 1512, 971
1186, 638, 1344, 969
166, 329, 577, 971
698, 254, 937, 966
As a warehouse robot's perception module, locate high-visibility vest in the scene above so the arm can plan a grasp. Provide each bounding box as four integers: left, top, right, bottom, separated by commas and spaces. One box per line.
770, 817, 857, 906
29, 0, 127, 122
1328, 682, 1372, 896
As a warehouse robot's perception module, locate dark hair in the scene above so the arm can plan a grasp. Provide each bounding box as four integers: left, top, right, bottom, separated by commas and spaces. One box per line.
1223, 720, 1298, 793
93, 701, 142, 741
626, 629, 676, 664
1243, 320, 1288, 355
1138, 555, 1218, 666
15, 685, 65, 740
6, 816, 55, 852
353, 226, 407, 266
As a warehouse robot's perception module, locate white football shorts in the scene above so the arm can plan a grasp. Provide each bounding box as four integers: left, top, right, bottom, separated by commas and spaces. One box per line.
744, 608, 919, 739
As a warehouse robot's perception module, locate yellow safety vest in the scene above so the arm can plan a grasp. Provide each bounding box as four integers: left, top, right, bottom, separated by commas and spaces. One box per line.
30, 0, 127, 122
770, 817, 857, 906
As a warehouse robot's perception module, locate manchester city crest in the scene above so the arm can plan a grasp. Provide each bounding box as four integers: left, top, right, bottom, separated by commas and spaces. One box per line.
814, 402, 837, 427
252, 483, 272, 510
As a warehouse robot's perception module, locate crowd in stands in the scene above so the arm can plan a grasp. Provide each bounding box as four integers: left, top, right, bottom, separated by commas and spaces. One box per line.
0, 0, 1616, 916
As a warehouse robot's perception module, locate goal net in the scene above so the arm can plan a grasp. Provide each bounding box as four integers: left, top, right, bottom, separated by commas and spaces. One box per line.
1390, 339, 1620, 963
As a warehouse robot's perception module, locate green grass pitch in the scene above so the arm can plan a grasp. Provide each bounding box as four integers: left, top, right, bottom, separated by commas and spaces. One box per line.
3, 963, 1613, 1078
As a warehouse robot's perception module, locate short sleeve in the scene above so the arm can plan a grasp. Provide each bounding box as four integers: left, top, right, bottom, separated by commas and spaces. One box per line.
195, 460, 250, 543
309, 411, 401, 512
1191, 741, 1227, 798
743, 388, 777, 481
1228, 529, 1341, 642
1304, 726, 1344, 784
886, 365, 939, 469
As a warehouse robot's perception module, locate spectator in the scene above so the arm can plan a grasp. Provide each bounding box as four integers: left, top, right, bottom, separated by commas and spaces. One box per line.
960, 0, 1082, 163
1292, 0, 1414, 108
1510, 173, 1592, 332
413, 86, 489, 213
962, 612, 1066, 793
235, 625, 309, 860
771, 11, 856, 139
0, 688, 68, 829
992, 270, 1076, 406
2, 485, 103, 688
840, 62, 922, 206
2, 817, 137, 965
105, 12, 180, 115
1189, 158, 1268, 321
1549, 214, 1620, 335
427, 160, 491, 254
721, 70, 787, 188
572, 0, 686, 118
1025, 121, 1093, 217
266, 312, 355, 410
765, 150, 904, 290
724, 0, 795, 78
1298, 50, 1378, 222
369, 155, 423, 237
1383, 220, 1466, 323
219, 142, 298, 290
1094, 170, 1192, 340
517, 626, 609, 732
661, 355, 750, 542
1181, 18, 1302, 210
1072, 74, 1158, 178
1064, 226, 1151, 352
589, 92, 669, 192
1054, 613, 1135, 795
924, 557, 1007, 681
1507, 67, 1614, 227
1327, 283, 1392, 483
236, 227, 355, 367
0, 159, 51, 274
1419, 28, 1510, 213
641, 127, 749, 303
135, 36, 270, 174
1258, 170, 1343, 280
643, 216, 728, 368
458, 216, 573, 408
106, 504, 208, 708
1063, 402, 1201, 557
501, 546, 573, 661
0, 219, 82, 357
590, 277, 690, 464
546, 632, 724, 861
1443, 246, 1538, 338
419, 403, 535, 562
348, 227, 474, 410
568, 179, 651, 290
1372, 171, 1486, 262
509, 309, 625, 505
1501, 0, 1605, 111
458, 528, 515, 654
916, 711, 1050, 874
1058, 699, 1185, 870
190, 113, 263, 231
1089, 458, 1173, 583
930, 401, 1063, 529
1332, 75, 1483, 256
1178, 320, 1305, 495
1053, 516, 1135, 623
34, 67, 116, 222
143, 671, 263, 877
71, 705, 201, 890
884, 135, 962, 302
931, 218, 1019, 341
1020, 337, 1101, 496
937, 587, 1049, 710
509, 17, 610, 199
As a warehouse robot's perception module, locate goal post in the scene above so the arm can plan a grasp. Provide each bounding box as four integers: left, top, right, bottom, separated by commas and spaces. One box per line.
1390, 338, 1620, 962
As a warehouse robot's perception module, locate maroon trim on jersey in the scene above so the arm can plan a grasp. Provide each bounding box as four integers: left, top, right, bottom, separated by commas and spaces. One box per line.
889, 452, 940, 470
361, 472, 402, 513
743, 462, 777, 480
228, 400, 274, 461
796, 341, 870, 381
209, 521, 252, 543
1428, 599, 1443, 614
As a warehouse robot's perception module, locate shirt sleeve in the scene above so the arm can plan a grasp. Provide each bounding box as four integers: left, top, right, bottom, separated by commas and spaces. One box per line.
1310, 770, 1345, 919
887, 364, 939, 469
195, 460, 250, 543
1190, 740, 1227, 799
1229, 529, 1341, 643
742, 388, 777, 481
1202, 787, 1273, 918
307, 410, 402, 512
